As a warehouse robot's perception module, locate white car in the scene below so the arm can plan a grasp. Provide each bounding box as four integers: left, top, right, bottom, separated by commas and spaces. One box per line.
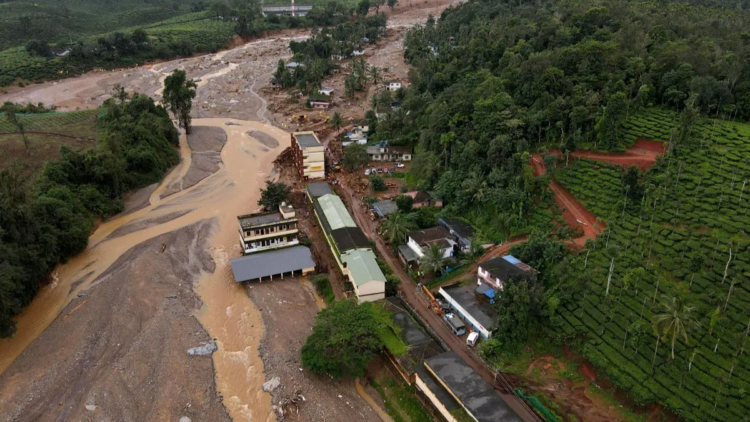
395, 163, 405, 168
364, 168, 371, 175
466, 332, 479, 347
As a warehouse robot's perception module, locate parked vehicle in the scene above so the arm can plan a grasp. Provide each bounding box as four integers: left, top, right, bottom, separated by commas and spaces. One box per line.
377, 167, 383, 174
365, 168, 371, 175
443, 313, 466, 336
396, 163, 405, 168
466, 332, 479, 347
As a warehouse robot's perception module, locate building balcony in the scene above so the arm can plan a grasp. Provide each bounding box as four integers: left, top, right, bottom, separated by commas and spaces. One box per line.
243, 238, 300, 255
241, 228, 299, 242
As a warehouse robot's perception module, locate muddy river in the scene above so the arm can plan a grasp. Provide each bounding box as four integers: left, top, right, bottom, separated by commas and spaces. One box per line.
0, 117, 287, 421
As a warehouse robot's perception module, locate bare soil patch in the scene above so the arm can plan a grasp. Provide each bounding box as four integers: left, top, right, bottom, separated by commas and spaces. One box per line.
0, 218, 229, 422
246, 278, 382, 422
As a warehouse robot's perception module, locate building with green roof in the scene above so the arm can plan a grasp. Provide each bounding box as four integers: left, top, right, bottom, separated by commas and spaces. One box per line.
341, 250, 386, 302
316, 194, 357, 231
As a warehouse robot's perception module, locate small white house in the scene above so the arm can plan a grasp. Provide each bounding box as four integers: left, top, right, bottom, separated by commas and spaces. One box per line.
386, 80, 402, 91
318, 87, 334, 96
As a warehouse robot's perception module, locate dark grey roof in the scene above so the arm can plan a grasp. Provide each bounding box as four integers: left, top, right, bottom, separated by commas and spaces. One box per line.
294, 132, 320, 148
479, 257, 528, 283
230, 246, 315, 283
408, 226, 451, 245
439, 217, 475, 240
440, 285, 497, 330
415, 366, 461, 411
373, 199, 398, 217
330, 227, 371, 252
238, 212, 288, 229
398, 245, 418, 262
387, 145, 412, 155
392, 312, 430, 346
425, 352, 523, 422
306, 182, 332, 198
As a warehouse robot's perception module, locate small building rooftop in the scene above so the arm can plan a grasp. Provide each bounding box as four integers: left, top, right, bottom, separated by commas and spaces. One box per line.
306, 182, 333, 198
439, 217, 475, 240
479, 255, 534, 282
341, 250, 386, 286
408, 226, 451, 245
440, 284, 497, 331
293, 131, 322, 148
373, 199, 398, 217
398, 244, 419, 263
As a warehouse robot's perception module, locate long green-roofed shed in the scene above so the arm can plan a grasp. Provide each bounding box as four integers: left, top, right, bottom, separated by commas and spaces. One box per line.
317, 194, 357, 231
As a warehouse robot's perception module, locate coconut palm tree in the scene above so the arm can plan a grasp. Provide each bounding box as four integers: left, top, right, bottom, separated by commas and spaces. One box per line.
652, 295, 700, 360
380, 212, 414, 244
329, 112, 344, 135
369, 66, 382, 88
420, 243, 447, 275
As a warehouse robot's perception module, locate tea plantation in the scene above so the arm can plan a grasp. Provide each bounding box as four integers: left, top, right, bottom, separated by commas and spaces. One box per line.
553, 108, 750, 422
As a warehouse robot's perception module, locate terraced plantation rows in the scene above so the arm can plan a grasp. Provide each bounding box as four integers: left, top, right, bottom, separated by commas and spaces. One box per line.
553, 108, 750, 422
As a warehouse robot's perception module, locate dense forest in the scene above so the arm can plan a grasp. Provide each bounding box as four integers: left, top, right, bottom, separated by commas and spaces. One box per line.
0, 94, 179, 337
374, 0, 750, 236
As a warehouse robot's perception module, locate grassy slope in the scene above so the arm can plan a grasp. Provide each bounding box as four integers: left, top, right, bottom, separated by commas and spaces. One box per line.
553, 108, 750, 422
0, 109, 100, 178
0, 0, 190, 50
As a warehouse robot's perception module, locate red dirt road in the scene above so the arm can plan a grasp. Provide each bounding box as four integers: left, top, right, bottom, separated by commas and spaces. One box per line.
546, 139, 665, 171
532, 155, 604, 246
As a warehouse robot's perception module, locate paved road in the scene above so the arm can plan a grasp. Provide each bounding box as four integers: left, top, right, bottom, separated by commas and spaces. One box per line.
331, 179, 544, 422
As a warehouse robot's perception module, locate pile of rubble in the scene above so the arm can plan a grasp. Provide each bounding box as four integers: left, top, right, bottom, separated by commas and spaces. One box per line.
273, 146, 295, 167
273, 390, 306, 420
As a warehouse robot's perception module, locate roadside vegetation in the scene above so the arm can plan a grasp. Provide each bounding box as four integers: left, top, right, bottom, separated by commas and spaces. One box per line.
0, 93, 179, 337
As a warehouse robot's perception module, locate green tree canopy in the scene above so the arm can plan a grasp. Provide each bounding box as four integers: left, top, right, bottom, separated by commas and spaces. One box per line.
493, 272, 546, 350
419, 242, 446, 275
163, 69, 197, 134
258, 180, 291, 210
301, 300, 386, 379
379, 211, 415, 244
342, 143, 369, 171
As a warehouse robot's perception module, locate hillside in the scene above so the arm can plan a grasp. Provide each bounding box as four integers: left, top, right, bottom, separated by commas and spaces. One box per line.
551, 108, 750, 422
0, 109, 100, 178
385, 0, 750, 420
0, 0, 192, 51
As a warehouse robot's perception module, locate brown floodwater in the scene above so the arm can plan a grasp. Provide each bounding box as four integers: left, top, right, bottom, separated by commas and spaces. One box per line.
0, 118, 288, 422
